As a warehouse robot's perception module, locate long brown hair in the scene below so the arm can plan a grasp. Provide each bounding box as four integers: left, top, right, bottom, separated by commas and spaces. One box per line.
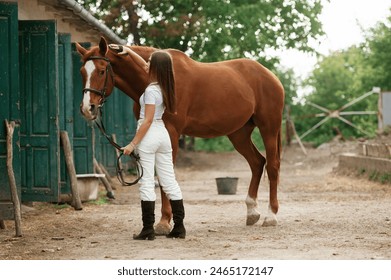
148, 51, 176, 114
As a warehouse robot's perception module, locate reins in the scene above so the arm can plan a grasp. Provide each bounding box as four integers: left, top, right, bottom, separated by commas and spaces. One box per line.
83, 55, 143, 186
94, 115, 143, 186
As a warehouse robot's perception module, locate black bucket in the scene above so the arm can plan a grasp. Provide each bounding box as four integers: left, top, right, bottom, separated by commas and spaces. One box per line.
215, 177, 238, 195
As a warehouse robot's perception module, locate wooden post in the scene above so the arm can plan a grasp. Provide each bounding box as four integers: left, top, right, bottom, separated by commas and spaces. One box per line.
377, 90, 384, 134
98, 162, 114, 185
93, 158, 115, 199
5, 120, 22, 237
60, 131, 83, 210
92, 125, 114, 197
290, 120, 307, 156
285, 106, 293, 146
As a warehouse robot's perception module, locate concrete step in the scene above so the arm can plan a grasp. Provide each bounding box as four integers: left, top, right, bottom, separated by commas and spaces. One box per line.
359, 143, 391, 159
339, 153, 391, 174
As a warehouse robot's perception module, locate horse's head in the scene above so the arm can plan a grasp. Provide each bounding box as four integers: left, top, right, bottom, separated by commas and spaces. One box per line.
76, 37, 115, 120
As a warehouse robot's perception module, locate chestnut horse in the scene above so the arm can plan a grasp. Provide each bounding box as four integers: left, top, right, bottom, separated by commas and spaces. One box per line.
76, 37, 284, 234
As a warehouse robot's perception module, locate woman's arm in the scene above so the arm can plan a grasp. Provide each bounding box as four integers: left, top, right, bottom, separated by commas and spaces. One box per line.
121, 104, 155, 155
109, 44, 148, 73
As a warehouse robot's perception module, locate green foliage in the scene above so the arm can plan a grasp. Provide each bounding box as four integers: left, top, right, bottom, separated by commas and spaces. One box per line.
194, 137, 234, 152
251, 128, 266, 151
76, 0, 323, 152
53, 203, 71, 209
368, 171, 391, 185
358, 168, 366, 175
355, 168, 391, 184
76, 1, 391, 150
87, 193, 110, 205
379, 173, 391, 184
276, 67, 299, 107
194, 128, 265, 152
290, 9, 391, 146
366, 12, 391, 91
291, 45, 379, 145
77, 0, 324, 67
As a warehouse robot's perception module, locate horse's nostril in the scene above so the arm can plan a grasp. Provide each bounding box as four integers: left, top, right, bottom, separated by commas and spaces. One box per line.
90, 104, 95, 112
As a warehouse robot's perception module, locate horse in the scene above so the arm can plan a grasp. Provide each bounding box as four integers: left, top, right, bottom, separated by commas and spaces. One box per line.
76, 37, 284, 234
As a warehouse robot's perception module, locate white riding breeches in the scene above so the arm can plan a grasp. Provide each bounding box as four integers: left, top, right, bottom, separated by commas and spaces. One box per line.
136, 120, 182, 201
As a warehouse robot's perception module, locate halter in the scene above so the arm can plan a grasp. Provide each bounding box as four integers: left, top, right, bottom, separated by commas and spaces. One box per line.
82, 56, 115, 106
82, 55, 143, 186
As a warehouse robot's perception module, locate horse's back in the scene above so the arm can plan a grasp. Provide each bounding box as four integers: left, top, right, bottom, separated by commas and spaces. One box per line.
170, 55, 283, 136
174, 55, 284, 111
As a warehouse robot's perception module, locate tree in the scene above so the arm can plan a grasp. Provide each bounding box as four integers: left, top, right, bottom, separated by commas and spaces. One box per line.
276, 67, 299, 107
77, 0, 325, 151
294, 46, 378, 145
366, 11, 391, 91
77, 0, 324, 66
293, 9, 391, 145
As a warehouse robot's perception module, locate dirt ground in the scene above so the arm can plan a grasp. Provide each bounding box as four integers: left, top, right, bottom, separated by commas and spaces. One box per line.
1, 139, 390, 260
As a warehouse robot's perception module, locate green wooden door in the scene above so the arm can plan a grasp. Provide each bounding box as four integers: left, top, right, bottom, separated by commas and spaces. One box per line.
115, 91, 137, 173
95, 91, 117, 174
0, 2, 21, 204
58, 33, 73, 194
72, 42, 94, 174
115, 91, 137, 149
19, 20, 60, 202
96, 89, 136, 174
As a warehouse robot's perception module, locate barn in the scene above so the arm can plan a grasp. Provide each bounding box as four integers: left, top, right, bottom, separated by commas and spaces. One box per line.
0, 0, 136, 221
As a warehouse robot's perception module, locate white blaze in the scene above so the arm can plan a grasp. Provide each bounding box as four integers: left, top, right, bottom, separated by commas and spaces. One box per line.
81, 60, 96, 116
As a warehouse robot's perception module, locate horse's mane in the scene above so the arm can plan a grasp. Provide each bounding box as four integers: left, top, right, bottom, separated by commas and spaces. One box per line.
130, 45, 156, 52
129, 45, 192, 63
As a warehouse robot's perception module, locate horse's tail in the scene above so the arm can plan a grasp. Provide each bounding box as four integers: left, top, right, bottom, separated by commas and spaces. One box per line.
278, 127, 282, 160
277, 128, 282, 184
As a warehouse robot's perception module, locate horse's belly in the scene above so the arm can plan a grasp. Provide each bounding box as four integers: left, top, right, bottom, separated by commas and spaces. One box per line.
182, 114, 250, 138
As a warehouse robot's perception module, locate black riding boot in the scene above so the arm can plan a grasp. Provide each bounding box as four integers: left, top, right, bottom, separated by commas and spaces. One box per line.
166, 199, 186, 239
133, 201, 155, 240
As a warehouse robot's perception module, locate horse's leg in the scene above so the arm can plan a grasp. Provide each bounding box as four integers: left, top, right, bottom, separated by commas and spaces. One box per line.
258, 127, 281, 227
154, 187, 172, 235
154, 123, 180, 235
228, 122, 266, 226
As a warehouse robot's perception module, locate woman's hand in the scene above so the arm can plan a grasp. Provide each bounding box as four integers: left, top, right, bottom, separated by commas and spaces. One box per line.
121, 142, 136, 155
108, 44, 132, 55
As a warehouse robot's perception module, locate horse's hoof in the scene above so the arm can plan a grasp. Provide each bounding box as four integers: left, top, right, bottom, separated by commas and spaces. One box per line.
262, 216, 278, 227
155, 222, 171, 235
246, 213, 261, 226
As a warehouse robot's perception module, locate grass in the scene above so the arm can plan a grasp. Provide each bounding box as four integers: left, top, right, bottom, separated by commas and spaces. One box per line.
85, 191, 110, 205
52, 203, 71, 210
359, 169, 391, 185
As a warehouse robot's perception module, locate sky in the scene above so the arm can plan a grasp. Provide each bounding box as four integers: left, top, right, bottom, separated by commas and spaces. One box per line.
279, 0, 391, 80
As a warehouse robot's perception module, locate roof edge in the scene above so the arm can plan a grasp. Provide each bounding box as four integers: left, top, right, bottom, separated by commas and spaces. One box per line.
58, 0, 127, 44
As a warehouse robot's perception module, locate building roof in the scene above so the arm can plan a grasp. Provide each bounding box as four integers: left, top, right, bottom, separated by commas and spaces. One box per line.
38, 0, 126, 44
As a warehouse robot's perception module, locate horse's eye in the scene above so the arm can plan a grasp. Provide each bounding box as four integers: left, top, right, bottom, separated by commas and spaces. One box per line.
99, 70, 105, 76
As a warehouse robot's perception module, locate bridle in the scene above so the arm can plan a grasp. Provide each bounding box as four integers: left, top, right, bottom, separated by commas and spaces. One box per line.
82, 56, 114, 106
82, 55, 143, 186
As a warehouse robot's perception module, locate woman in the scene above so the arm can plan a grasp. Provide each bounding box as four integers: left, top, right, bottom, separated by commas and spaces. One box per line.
112, 45, 186, 240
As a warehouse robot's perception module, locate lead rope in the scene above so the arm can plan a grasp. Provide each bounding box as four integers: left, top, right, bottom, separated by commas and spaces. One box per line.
94, 114, 143, 186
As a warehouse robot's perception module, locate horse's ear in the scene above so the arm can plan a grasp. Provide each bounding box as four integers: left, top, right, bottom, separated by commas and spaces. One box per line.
75, 42, 87, 56
99, 37, 108, 56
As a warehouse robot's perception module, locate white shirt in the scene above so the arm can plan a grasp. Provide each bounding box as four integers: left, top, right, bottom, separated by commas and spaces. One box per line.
139, 83, 165, 119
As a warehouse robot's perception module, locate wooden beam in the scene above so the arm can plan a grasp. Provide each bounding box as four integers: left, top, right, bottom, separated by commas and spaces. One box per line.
60, 131, 83, 210
93, 158, 115, 199
5, 120, 22, 237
